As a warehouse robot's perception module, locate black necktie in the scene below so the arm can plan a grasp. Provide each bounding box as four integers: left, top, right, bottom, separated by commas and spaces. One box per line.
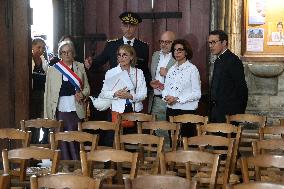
127, 41, 131, 45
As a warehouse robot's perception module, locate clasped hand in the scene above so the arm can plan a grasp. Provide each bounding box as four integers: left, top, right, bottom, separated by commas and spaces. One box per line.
164, 95, 178, 106
75, 91, 85, 104
150, 80, 164, 90
114, 87, 132, 99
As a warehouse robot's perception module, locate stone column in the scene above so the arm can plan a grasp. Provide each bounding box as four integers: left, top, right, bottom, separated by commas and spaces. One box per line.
53, 0, 85, 62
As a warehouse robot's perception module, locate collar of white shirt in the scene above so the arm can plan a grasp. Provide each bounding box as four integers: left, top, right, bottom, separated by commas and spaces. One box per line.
159, 50, 172, 58
175, 60, 190, 69
123, 36, 135, 46
217, 48, 228, 59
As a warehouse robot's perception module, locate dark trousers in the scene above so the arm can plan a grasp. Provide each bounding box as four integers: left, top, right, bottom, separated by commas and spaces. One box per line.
166, 108, 197, 137
97, 109, 114, 147
30, 90, 49, 144
57, 111, 81, 160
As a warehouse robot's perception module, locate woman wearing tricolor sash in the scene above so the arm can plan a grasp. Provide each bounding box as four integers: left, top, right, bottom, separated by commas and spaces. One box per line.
44, 41, 90, 160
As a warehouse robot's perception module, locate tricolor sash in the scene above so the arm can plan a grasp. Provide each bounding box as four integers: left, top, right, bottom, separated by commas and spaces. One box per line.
54, 60, 83, 91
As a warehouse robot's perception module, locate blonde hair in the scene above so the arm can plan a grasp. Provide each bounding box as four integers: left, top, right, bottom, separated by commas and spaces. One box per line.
117, 44, 137, 67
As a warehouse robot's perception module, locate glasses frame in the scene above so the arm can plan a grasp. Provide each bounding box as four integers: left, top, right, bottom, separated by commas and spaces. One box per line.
173, 48, 185, 53
208, 40, 221, 46
159, 40, 173, 45
117, 53, 130, 59
60, 50, 73, 56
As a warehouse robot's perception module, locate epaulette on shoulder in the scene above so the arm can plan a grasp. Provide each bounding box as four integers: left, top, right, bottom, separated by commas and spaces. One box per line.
107, 38, 119, 42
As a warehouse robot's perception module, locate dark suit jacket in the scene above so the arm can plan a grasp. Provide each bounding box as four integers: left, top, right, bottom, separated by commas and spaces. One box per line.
210, 49, 248, 122
90, 38, 151, 87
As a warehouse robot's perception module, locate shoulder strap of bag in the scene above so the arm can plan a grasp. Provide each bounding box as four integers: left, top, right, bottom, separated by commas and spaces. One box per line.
133, 68, 137, 112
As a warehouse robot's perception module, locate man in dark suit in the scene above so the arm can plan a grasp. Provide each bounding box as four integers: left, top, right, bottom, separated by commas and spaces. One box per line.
209, 30, 248, 123
85, 11, 151, 87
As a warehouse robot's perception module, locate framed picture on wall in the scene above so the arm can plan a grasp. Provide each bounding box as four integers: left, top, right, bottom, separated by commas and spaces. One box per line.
242, 0, 284, 61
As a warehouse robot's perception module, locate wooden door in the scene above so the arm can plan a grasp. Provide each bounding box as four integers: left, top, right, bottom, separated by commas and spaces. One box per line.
84, 0, 210, 117
0, 0, 30, 149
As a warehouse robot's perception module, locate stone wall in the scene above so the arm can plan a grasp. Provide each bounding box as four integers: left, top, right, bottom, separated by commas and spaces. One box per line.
244, 63, 284, 125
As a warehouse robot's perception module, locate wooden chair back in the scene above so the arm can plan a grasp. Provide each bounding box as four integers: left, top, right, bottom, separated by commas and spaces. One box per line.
160, 150, 220, 189
78, 120, 120, 149
226, 114, 266, 156
183, 135, 235, 188
0, 128, 31, 148
20, 118, 63, 148
252, 139, 284, 156
50, 131, 98, 172
259, 126, 284, 140
81, 149, 138, 182
119, 134, 164, 174
0, 174, 10, 189
141, 121, 180, 151
169, 114, 208, 145
50, 131, 98, 152
2, 147, 60, 182
226, 114, 266, 127
30, 174, 101, 189
240, 154, 284, 183
169, 114, 208, 125
226, 182, 284, 189
198, 123, 242, 172
125, 175, 197, 189
119, 113, 155, 133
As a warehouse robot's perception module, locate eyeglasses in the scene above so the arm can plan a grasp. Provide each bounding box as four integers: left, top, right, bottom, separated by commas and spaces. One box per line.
117, 53, 129, 58
208, 40, 221, 46
173, 48, 185, 53
61, 51, 72, 56
159, 40, 173, 45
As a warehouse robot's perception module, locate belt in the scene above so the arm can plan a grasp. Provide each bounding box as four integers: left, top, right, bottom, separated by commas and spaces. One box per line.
154, 95, 163, 99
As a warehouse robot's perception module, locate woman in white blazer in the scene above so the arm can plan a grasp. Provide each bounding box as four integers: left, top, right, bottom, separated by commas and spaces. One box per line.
100, 44, 147, 133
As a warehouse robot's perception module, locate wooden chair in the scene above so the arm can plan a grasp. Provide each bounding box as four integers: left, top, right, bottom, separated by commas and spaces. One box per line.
2, 147, 60, 187
160, 150, 220, 189
78, 120, 120, 150
20, 118, 63, 148
50, 131, 98, 172
141, 121, 180, 151
183, 135, 235, 189
0, 129, 31, 187
0, 128, 31, 148
119, 113, 155, 134
226, 114, 266, 156
30, 173, 101, 189
169, 114, 208, 147
80, 149, 138, 184
119, 134, 164, 175
240, 154, 284, 183
198, 123, 242, 173
125, 175, 197, 189
259, 126, 284, 140
50, 131, 98, 152
252, 139, 284, 156
226, 182, 284, 189
0, 174, 10, 189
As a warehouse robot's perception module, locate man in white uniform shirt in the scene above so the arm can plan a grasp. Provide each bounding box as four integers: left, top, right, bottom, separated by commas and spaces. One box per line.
149, 31, 176, 121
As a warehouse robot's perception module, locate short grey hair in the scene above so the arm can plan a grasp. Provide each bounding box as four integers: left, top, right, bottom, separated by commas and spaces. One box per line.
58, 41, 76, 59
